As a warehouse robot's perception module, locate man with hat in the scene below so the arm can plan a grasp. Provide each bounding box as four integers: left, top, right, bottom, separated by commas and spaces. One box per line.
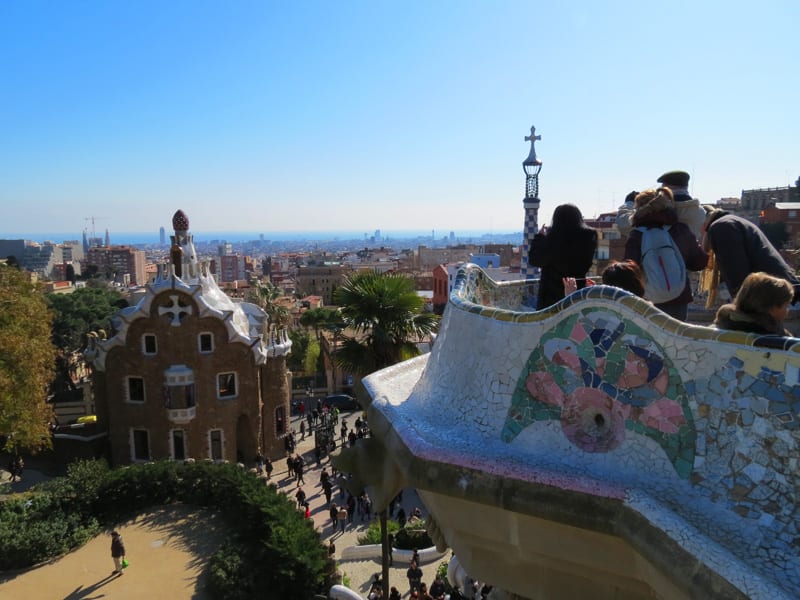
656, 170, 706, 239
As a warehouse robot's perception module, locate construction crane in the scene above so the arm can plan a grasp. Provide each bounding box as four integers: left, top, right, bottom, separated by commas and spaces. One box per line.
84, 216, 109, 246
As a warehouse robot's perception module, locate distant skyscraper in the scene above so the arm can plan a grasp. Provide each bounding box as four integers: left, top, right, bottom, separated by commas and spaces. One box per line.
521, 125, 543, 281
159, 226, 166, 245
82, 230, 89, 253
374, 229, 381, 242
104, 228, 111, 247
449, 231, 455, 244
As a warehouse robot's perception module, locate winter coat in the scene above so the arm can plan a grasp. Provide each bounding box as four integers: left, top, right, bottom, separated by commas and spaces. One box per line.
705, 211, 800, 299
528, 226, 598, 309
617, 192, 706, 239
624, 193, 708, 308
713, 303, 790, 336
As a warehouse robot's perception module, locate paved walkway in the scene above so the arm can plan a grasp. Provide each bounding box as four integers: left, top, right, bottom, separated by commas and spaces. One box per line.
275, 408, 450, 598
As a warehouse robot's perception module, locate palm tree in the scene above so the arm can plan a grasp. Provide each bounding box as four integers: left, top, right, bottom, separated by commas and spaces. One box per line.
249, 281, 290, 335
332, 270, 439, 596
333, 270, 439, 375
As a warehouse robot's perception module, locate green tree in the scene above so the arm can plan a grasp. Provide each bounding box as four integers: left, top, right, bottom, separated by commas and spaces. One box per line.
47, 286, 127, 352
0, 265, 57, 452
332, 270, 439, 596
333, 270, 439, 374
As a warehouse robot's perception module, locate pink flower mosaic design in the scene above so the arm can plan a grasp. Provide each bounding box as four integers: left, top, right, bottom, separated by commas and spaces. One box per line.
502, 310, 696, 478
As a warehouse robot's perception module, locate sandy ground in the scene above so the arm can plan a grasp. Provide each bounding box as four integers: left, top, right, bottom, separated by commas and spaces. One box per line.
0, 505, 226, 600
0, 409, 448, 599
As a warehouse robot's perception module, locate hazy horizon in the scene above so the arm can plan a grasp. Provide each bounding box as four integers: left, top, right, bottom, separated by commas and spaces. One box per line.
2, 229, 522, 246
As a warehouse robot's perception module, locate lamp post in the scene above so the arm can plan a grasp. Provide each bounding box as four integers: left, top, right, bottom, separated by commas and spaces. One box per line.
521, 125, 543, 282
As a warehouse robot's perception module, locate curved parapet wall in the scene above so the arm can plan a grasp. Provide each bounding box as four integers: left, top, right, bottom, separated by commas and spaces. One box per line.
337, 264, 800, 600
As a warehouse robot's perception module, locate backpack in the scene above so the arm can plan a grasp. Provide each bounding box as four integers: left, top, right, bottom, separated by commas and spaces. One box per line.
636, 225, 686, 303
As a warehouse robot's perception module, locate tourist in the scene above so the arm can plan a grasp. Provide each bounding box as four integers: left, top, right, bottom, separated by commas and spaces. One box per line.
329, 503, 339, 532
300, 420, 306, 440
702, 207, 800, 301
624, 187, 707, 320
429, 574, 446, 600
264, 457, 273, 480
407, 560, 423, 595
295, 487, 306, 508
397, 507, 407, 528
528, 203, 598, 309
389, 587, 402, 600
328, 539, 336, 558
614, 189, 640, 236
110, 531, 126, 575
601, 260, 646, 297
655, 170, 707, 238
713, 272, 794, 336
338, 504, 348, 533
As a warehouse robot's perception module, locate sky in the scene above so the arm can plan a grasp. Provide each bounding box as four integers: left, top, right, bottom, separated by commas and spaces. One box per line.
2, 1, 799, 239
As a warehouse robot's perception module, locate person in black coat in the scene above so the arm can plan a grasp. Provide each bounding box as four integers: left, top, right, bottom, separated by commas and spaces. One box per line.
625, 188, 708, 321
702, 208, 800, 301
528, 204, 598, 309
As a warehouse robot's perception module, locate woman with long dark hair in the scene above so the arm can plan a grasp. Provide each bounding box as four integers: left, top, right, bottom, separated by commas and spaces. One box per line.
528, 203, 598, 309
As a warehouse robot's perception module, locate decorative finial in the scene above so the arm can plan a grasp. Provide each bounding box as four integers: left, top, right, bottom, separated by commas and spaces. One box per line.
523, 126, 542, 166
172, 210, 189, 232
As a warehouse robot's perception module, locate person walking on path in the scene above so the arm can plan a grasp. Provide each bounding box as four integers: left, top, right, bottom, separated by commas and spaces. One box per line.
407, 560, 423, 596
300, 420, 306, 440
337, 505, 348, 533
264, 457, 273, 480
110, 531, 126, 575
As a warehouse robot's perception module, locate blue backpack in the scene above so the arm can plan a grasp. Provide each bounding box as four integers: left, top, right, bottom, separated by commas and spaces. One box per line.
636, 225, 686, 303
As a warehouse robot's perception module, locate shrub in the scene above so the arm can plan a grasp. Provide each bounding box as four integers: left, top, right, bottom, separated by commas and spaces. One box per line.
0, 459, 337, 597
394, 525, 433, 550
357, 518, 401, 546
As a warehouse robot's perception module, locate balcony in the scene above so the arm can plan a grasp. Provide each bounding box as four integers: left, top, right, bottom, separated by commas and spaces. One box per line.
167, 405, 196, 424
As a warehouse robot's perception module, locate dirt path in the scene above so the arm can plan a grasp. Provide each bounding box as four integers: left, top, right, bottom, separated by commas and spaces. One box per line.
0, 505, 226, 600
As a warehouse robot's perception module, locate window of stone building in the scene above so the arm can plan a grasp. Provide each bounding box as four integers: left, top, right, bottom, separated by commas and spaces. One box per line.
275, 406, 286, 435
198, 332, 214, 353
142, 334, 157, 355
132, 429, 150, 461
209, 429, 223, 460
127, 376, 145, 403
171, 429, 186, 461
217, 372, 237, 399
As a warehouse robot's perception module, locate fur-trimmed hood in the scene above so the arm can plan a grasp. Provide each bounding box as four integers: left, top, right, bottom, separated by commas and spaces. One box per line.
713, 303, 789, 336
631, 192, 677, 228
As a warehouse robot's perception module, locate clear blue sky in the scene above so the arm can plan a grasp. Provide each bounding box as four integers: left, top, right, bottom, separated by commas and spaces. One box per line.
2, 1, 798, 238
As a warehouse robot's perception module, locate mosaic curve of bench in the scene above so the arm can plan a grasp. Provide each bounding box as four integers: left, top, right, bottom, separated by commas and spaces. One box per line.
448, 265, 800, 596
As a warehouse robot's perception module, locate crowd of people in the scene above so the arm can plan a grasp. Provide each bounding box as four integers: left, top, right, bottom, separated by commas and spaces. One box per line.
530, 168, 800, 336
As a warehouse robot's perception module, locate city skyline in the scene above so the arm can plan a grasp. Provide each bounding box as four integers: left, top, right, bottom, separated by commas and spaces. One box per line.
2, 2, 799, 236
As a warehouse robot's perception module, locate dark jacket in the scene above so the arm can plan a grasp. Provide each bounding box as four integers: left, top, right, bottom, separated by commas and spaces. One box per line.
111, 534, 126, 558
529, 225, 597, 309
705, 211, 800, 299
713, 303, 789, 336
625, 193, 708, 307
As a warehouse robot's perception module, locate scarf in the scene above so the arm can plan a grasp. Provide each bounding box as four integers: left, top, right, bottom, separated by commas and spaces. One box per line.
699, 250, 720, 309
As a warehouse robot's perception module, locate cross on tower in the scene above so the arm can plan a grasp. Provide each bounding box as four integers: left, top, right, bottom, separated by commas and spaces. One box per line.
524, 126, 541, 163
158, 294, 193, 326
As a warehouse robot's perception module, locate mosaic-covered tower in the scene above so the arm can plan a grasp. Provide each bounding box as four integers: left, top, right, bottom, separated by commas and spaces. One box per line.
520, 125, 543, 280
